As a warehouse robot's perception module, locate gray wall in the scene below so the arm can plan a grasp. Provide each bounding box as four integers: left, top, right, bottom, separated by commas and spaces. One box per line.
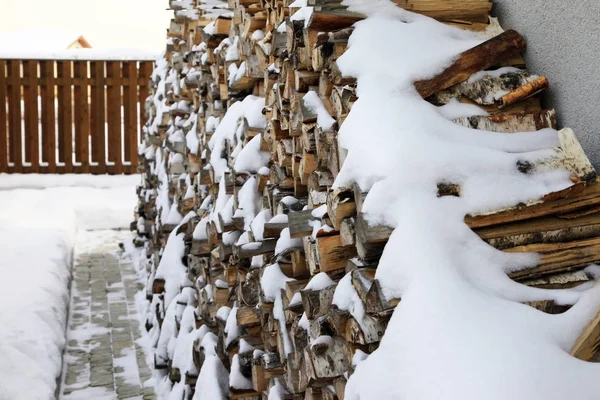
492, 1, 600, 168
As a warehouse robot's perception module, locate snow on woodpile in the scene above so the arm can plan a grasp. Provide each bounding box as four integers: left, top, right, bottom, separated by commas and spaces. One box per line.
131, 0, 600, 398
0, 174, 137, 399
336, 6, 600, 400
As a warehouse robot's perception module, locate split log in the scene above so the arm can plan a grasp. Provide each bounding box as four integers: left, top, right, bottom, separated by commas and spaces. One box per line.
475, 212, 600, 250
355, 213, 393, 245
289, 209, 319, 238
506, 237, 600, 280
316, 235, 357, 273
327, 187, 355, 230
233, 239, 278, 258
466, 182, 600, 229
390, 0, 493, 24
304, 336, 350, 385
570, 296, 600, 362
301, 284, 337, 319
453, 109, 557, 132
414, 30, 526, 99
365, 279, 400, 315
263, 222, 289, 239
499, 75, 549, 108
522, 270, 590, 290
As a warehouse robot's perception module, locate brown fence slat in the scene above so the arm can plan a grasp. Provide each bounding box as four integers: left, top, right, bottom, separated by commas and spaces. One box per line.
73, 61, 90, 173
122, 61, 138, 174
136, 61, 152, 175
7, 60, 22, 173
138, 61, 153, 139
106, 61, 122, 174
40, 61, 56, 173
23, 60, 40, 172
0, 60, 7, 172
90, 61, 106, 174
57, 61, 73, 173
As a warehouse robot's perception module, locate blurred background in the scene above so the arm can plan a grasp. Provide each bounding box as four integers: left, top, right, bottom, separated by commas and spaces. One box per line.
0, 0, 170, 55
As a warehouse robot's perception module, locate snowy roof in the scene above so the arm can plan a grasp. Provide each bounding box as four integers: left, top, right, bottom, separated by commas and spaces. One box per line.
0, 31, 159, 60
0, 31, 90, 52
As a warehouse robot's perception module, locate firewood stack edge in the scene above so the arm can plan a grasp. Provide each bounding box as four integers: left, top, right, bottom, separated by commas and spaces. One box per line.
132, 0, 600, 398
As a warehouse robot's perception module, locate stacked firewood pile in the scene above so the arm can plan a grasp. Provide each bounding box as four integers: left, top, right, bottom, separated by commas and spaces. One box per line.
133, 0, 600, 398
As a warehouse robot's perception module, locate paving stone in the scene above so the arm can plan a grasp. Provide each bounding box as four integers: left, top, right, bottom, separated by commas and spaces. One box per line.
65, 373, 87, 386
114, 342, 135, 353
59, 232, 156, 399
117, 386, 142, 398
113, 333, 133, 343
90, 358, 114, 368
90, 334, 111, 345
89, 377, 114, 388
62, 386, 90, 395
67, 348, 89, 357
142, 387, 157, 400
91, 348, 112, 357
113, 320, 133, 330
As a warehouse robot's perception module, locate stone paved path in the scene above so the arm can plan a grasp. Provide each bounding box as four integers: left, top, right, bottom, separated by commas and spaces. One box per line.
59, 231, 155, 400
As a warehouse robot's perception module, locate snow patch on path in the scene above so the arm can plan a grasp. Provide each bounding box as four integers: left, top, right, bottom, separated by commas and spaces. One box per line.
0, 174, 137, 399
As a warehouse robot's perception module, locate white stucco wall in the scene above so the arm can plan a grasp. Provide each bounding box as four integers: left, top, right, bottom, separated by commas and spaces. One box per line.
492, 1, 600, 168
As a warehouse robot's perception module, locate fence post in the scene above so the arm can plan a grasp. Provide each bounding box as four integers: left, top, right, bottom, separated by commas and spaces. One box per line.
123, 61, 139, 174
40, 60, 56, 173
90, 61, 106, 174
73, 61, 90, 173
138, 61, 153, 139
0, 60, 7, 173
106, 61, 123, 174
23, 60, 40, 173
57, 61, 73, 173
7, 59, 22, 173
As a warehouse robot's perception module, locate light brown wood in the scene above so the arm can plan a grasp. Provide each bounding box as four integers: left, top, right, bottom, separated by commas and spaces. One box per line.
390, 0, 492, 23
453, 109, 557, 132
327, 187, 355, 230
73, 61, 90, 173
316, 235, 357, 273
506, 237, 600, 279
22, 60, 39, 172
301, 284, 336, 319
570, 301, 600, 362
414, 30, 526, 99
7, 60, 22, 173
500, 75, 549, 108
57, 61, 73, 173
0, 60, 6, 172
466, 182, 600, 229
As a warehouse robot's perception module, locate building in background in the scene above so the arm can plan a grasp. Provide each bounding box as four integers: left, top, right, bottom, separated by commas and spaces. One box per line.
65, 35, 92, 49
0, 31, 92, 54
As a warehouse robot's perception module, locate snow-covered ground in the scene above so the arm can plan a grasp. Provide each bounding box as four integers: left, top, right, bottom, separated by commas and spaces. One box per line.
0, 174, 137, 399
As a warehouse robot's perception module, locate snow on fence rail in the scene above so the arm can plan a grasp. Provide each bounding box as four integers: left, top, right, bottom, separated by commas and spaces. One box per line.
0, 58, 154, 174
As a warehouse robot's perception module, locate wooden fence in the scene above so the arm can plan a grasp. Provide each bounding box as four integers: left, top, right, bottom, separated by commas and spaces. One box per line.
0, 58, 154, 174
